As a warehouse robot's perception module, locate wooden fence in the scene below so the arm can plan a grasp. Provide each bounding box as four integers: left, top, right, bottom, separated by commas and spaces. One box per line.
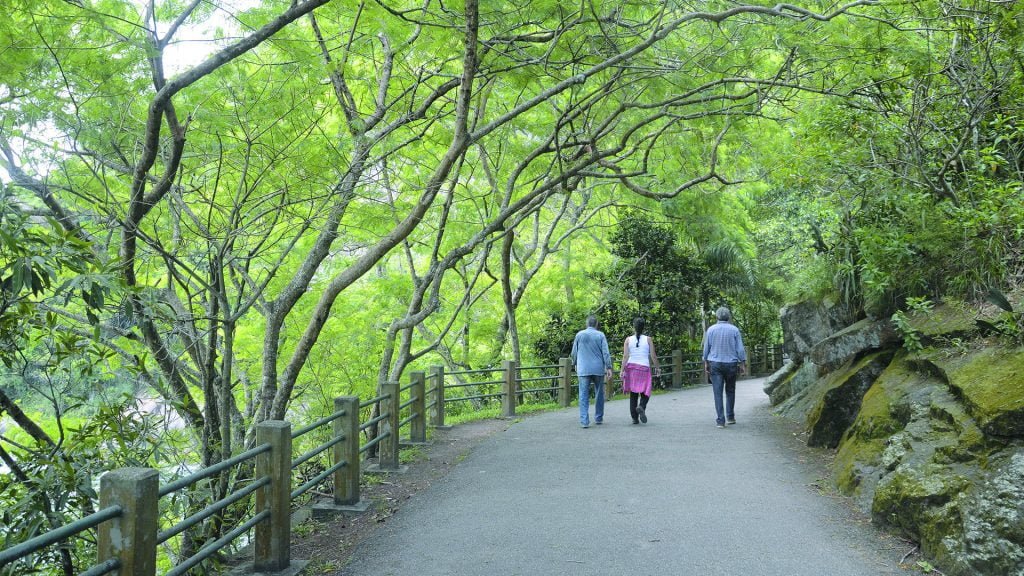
0, 345, 782, 576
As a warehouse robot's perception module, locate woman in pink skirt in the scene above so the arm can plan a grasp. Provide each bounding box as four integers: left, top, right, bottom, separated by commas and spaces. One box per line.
619, 317, 661, 424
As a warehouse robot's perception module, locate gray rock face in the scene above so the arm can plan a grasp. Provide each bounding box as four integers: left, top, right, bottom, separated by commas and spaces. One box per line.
808, 318, 900, 370
952, 451, 1024, 575
780, 299, 859, 363
772, 295, 1024, 576
762, 360, 797, 398
770, 360, 821, 410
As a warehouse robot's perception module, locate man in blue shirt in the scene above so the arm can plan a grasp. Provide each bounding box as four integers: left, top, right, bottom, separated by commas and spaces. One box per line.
702, 306, 747, 428
571, 315, 613, 428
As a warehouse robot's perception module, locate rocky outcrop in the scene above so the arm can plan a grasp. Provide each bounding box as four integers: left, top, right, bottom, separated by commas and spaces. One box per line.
780, 299, 859, 363
762, 359, 797, 397
806, 350, 896, 448
772, 299, 1024, 576
929, 348, 1024, 438
808, 318, 900, 370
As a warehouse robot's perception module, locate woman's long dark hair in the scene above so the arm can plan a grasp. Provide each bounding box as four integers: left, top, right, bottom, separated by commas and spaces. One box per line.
633, 317, 645, 347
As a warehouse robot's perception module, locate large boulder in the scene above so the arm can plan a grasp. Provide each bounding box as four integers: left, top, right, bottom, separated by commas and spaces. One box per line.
830, 350, 1021, 575
773, 294, 1024, 575
808, 317, 900, 370
806, 350, 896, 448
953, 451, 1024, 575
905, 303, 980, 344
762, 360, 798, 399
780, 299, 859, 363
772, 361, 825, 416
927, 348, 1024, 438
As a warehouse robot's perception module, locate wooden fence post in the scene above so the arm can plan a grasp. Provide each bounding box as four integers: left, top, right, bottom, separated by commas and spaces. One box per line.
430, 365, 446, 428
672, 349, 683, 389
410, 371, 427, 443
378, 381, 401, 470
558, 357, 572, 407
502, 359, 517, 418
98, 468, 158, 576
255, 420, 291, 572
334, 396, 360, 505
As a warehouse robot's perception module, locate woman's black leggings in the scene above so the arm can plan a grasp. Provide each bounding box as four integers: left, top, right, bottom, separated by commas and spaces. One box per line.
629, 392, 650, 420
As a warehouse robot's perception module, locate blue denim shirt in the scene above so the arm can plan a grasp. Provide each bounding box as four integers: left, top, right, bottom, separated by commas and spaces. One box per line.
571, 327, 612, 376
702, 321, 747, 363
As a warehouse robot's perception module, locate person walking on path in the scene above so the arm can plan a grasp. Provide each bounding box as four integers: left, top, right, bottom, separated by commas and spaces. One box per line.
571, 314, 613, 428
619, 317, 661, 424
702, 306, 747, 428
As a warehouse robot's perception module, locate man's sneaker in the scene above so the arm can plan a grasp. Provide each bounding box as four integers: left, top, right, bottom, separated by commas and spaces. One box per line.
595, 420, 603, 425
637, 406, 647, 424
726, 418, 737, 425
716, 423, 726, 429
632, 419, 639, 425
581, 423, 589, 428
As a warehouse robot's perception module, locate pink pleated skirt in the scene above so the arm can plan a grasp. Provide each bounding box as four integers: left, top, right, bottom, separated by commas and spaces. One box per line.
621, 363, 652, 396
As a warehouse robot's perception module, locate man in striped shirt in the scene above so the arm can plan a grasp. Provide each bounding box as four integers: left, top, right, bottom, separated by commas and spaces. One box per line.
702, 306, 747, 428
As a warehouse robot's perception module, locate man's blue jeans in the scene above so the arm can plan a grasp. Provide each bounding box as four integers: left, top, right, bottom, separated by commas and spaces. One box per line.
709, 361, 738, 425
578, 375, 605, 426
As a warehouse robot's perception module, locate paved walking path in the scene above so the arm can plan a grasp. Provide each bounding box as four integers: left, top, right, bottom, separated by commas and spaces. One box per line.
339, 378, 915, 576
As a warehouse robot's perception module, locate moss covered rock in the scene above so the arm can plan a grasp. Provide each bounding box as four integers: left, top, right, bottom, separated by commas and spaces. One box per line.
834, 355, 926, 495
906, 303, 980, 341
872, 464, 973, 562
931, 347, 1024, 438
763, 360, 798, 400
775, 297, 1024, 575
806, 350, 896, 448
951, 450, 1024, 575
771, 361, 822, 412
768, 361, 819, 407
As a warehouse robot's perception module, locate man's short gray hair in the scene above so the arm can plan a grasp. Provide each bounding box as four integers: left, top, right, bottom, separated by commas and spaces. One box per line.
715, 307, 731, 321
586, 314, 598, 328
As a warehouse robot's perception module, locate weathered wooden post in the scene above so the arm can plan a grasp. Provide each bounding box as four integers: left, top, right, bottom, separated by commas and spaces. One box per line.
558, 357, 572, 407
672, 349, 683, 389
255, 420, 291, 572
378, 381, 401, 470
98, 468, 159, 576
409, 371, 427, 443
334, 396, 360, 505
502, 359, 517, 418
430, 365, 446, 428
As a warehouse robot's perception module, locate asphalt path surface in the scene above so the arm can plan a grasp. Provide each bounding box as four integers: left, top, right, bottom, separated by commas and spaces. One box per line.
339, 378, 915, 576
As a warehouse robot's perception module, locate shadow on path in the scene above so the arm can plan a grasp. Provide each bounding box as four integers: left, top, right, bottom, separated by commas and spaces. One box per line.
335, 378, 915, 576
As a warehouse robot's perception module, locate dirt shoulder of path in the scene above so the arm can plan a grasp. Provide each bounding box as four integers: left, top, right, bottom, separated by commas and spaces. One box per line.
288, 418, 514, 574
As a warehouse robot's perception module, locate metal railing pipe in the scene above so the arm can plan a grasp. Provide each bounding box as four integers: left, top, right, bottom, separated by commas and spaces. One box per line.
159, 443, 270, 498
164, 510, 269, 576
292, 459, 347, 500
291, 408, 346, 440
0, 506, 122, 567
157, 477, 268, 545
79, 558, 120, 576
291, 434, 346, 470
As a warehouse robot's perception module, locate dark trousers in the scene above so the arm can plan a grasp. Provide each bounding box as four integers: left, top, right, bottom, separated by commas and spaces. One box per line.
709, 361, 738, 425
629, 392, 650, 422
